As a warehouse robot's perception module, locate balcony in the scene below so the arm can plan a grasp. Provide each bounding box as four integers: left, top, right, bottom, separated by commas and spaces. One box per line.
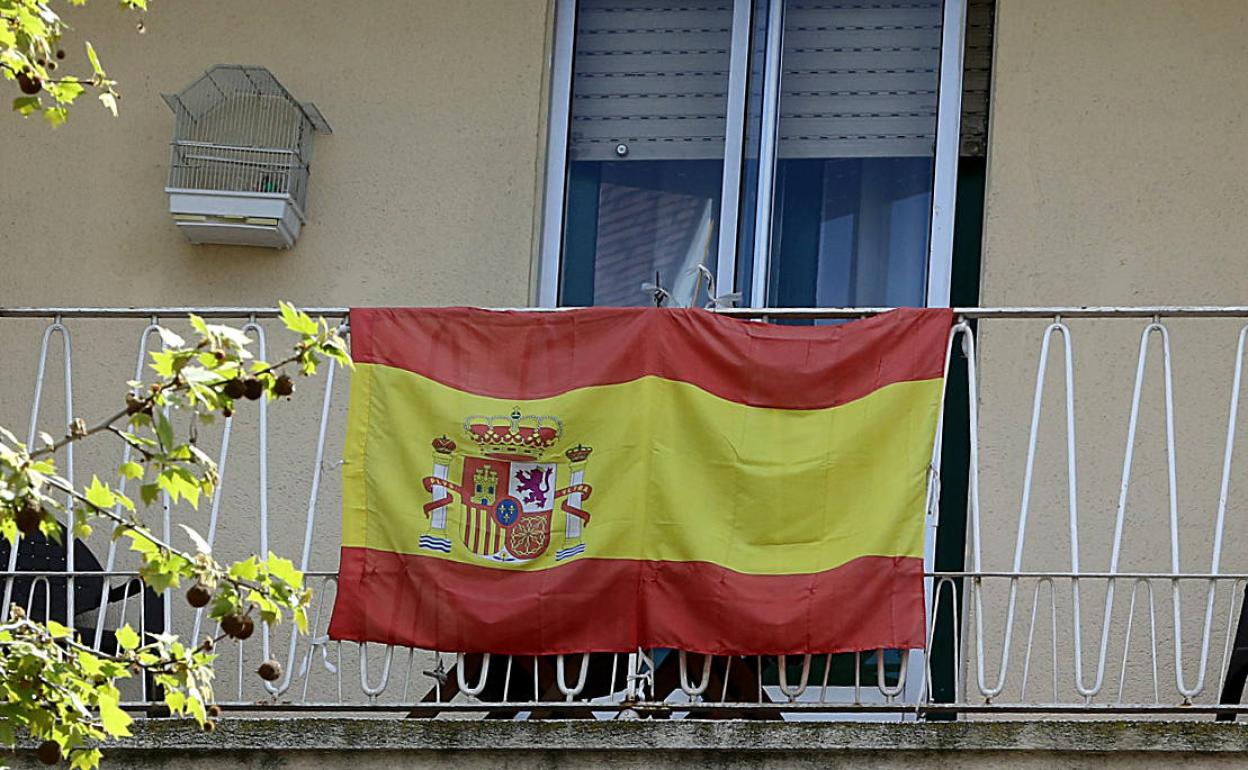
3, 305, 1248, 760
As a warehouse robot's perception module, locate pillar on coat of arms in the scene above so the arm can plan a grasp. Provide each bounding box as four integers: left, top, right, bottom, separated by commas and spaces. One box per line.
563, 445, 593, 542
429, 436, 456, 531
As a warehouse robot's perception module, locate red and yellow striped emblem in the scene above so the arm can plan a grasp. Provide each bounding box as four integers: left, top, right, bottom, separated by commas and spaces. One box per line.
328, 307, 951, 655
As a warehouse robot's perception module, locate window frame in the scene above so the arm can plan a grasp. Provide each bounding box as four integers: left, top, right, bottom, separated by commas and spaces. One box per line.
537, 0, 967, 312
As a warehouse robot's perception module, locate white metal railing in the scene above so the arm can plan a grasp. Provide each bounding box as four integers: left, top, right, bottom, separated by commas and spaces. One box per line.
4, 307, 1248, 718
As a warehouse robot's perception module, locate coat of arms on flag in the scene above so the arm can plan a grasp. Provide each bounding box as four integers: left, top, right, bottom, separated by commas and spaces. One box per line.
419, 410, 593, 563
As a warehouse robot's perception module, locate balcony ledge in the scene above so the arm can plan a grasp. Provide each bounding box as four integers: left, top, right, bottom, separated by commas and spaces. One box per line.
67, 718, 1248, 754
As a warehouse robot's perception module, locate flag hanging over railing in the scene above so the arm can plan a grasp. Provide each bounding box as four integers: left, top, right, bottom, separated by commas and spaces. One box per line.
328, 307, 952, 656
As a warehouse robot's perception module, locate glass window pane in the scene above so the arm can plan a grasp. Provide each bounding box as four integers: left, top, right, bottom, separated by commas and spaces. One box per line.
560, 0, 734, 307
752, 0, 944, 308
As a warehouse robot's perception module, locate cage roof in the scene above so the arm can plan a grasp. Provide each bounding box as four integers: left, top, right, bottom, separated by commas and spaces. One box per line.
162, 65, 331, 134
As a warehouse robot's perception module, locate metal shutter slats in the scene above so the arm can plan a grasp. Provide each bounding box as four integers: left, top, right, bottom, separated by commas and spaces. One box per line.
778, 1, 943, 158
570, 0, 733, 161
569, 1, 952, 162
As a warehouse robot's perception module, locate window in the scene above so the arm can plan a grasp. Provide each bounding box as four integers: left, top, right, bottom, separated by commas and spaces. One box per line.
538, 0, 966, 310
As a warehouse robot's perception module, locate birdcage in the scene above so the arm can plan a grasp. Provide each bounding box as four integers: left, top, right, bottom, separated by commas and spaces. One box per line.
163, 65, 331, 248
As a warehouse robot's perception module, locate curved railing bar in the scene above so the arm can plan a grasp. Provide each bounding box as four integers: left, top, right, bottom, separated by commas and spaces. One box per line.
92, 322, 160, 651
241, 321, 274, 667
299, 575, 339, 704
975, 320, 1081, 699
266, 358, 338, 696
1108, 323, 1213, 699
1216, 579, 1247, 700
1018, 576, 1057, 702
877, 648, 907, 700
5, 319, 74, 621
678, 650, 713, 697
457, 652, 492, 698
1116, 578, 1160, 704
556, 653, 590, 700
777, 654, 812, 701
359, 642, 394, 701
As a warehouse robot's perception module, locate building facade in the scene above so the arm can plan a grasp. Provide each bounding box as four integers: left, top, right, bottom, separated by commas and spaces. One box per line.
5, 0, 1248, 764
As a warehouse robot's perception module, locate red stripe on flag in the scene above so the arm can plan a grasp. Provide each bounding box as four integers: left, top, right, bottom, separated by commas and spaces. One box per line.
328, 548, 926, 656
348, 307, 951, 410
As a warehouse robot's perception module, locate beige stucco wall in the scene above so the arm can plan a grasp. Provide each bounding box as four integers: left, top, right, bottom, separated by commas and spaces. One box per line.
0, 0, 552, 309
0, 0, 554, 707
971, 0, 1248, 706
981, 0, 1248, 307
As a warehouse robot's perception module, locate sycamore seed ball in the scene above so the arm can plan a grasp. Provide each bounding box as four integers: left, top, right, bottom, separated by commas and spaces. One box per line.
257, 659, 281, 682
186, 582, 212, 608
36, 741, 59, 765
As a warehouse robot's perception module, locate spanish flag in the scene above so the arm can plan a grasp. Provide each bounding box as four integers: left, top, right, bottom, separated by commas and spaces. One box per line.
328, 307, 951, 656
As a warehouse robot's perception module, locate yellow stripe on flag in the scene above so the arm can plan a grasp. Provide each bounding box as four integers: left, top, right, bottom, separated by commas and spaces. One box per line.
342, 362, 939, 576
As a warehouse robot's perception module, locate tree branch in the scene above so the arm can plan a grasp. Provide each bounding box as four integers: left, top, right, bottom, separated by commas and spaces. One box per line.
29, 345, 312, 461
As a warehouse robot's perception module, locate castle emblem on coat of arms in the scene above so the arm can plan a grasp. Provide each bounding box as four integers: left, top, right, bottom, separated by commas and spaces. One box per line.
419, 409, 593, 563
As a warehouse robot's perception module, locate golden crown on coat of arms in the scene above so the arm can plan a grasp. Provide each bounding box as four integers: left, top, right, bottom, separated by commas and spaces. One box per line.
464, 408, 563, 459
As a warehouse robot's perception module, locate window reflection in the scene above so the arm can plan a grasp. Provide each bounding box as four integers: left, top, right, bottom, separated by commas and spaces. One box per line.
772, 157, 933, 307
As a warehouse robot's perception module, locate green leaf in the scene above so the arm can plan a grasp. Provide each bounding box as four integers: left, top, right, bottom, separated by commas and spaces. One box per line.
45, 77, 84, 105
157, 468, 200, 509
228, 556, 259, 581
45, 620, 72, 639
266, 552, 302, 589
149, 350, 175, 377
85, 41, 105, 77
279, 301, 319, 336
41, 516, 63, 545
119, 461, 144, 480
155, 414, 174, 450
139, 483, 159, 507
124, 529, 159, 558
164, 688, 186, 714
76, 649, 104, 677
84, 475, 117, 510
186, 693, 207, 725
43, 106, 68, 127
189, 314, 208, 336
12, 96, 40, 116
70, 748, 102, 770
139, 563, 180, 594
97, 691, 132, 737
115, 624, 139, 651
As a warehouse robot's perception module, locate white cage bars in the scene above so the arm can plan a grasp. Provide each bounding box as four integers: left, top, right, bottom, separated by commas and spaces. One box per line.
4, 306, 1248, 717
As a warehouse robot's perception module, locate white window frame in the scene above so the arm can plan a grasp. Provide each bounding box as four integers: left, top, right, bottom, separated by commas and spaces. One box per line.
537, 0, 967, 312
536, 0, 968, 717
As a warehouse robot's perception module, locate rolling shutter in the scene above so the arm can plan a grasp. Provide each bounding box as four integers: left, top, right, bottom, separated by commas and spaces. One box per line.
777, 1, 944, 159
569, 1, 734, 161
568, 1, 967, 162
